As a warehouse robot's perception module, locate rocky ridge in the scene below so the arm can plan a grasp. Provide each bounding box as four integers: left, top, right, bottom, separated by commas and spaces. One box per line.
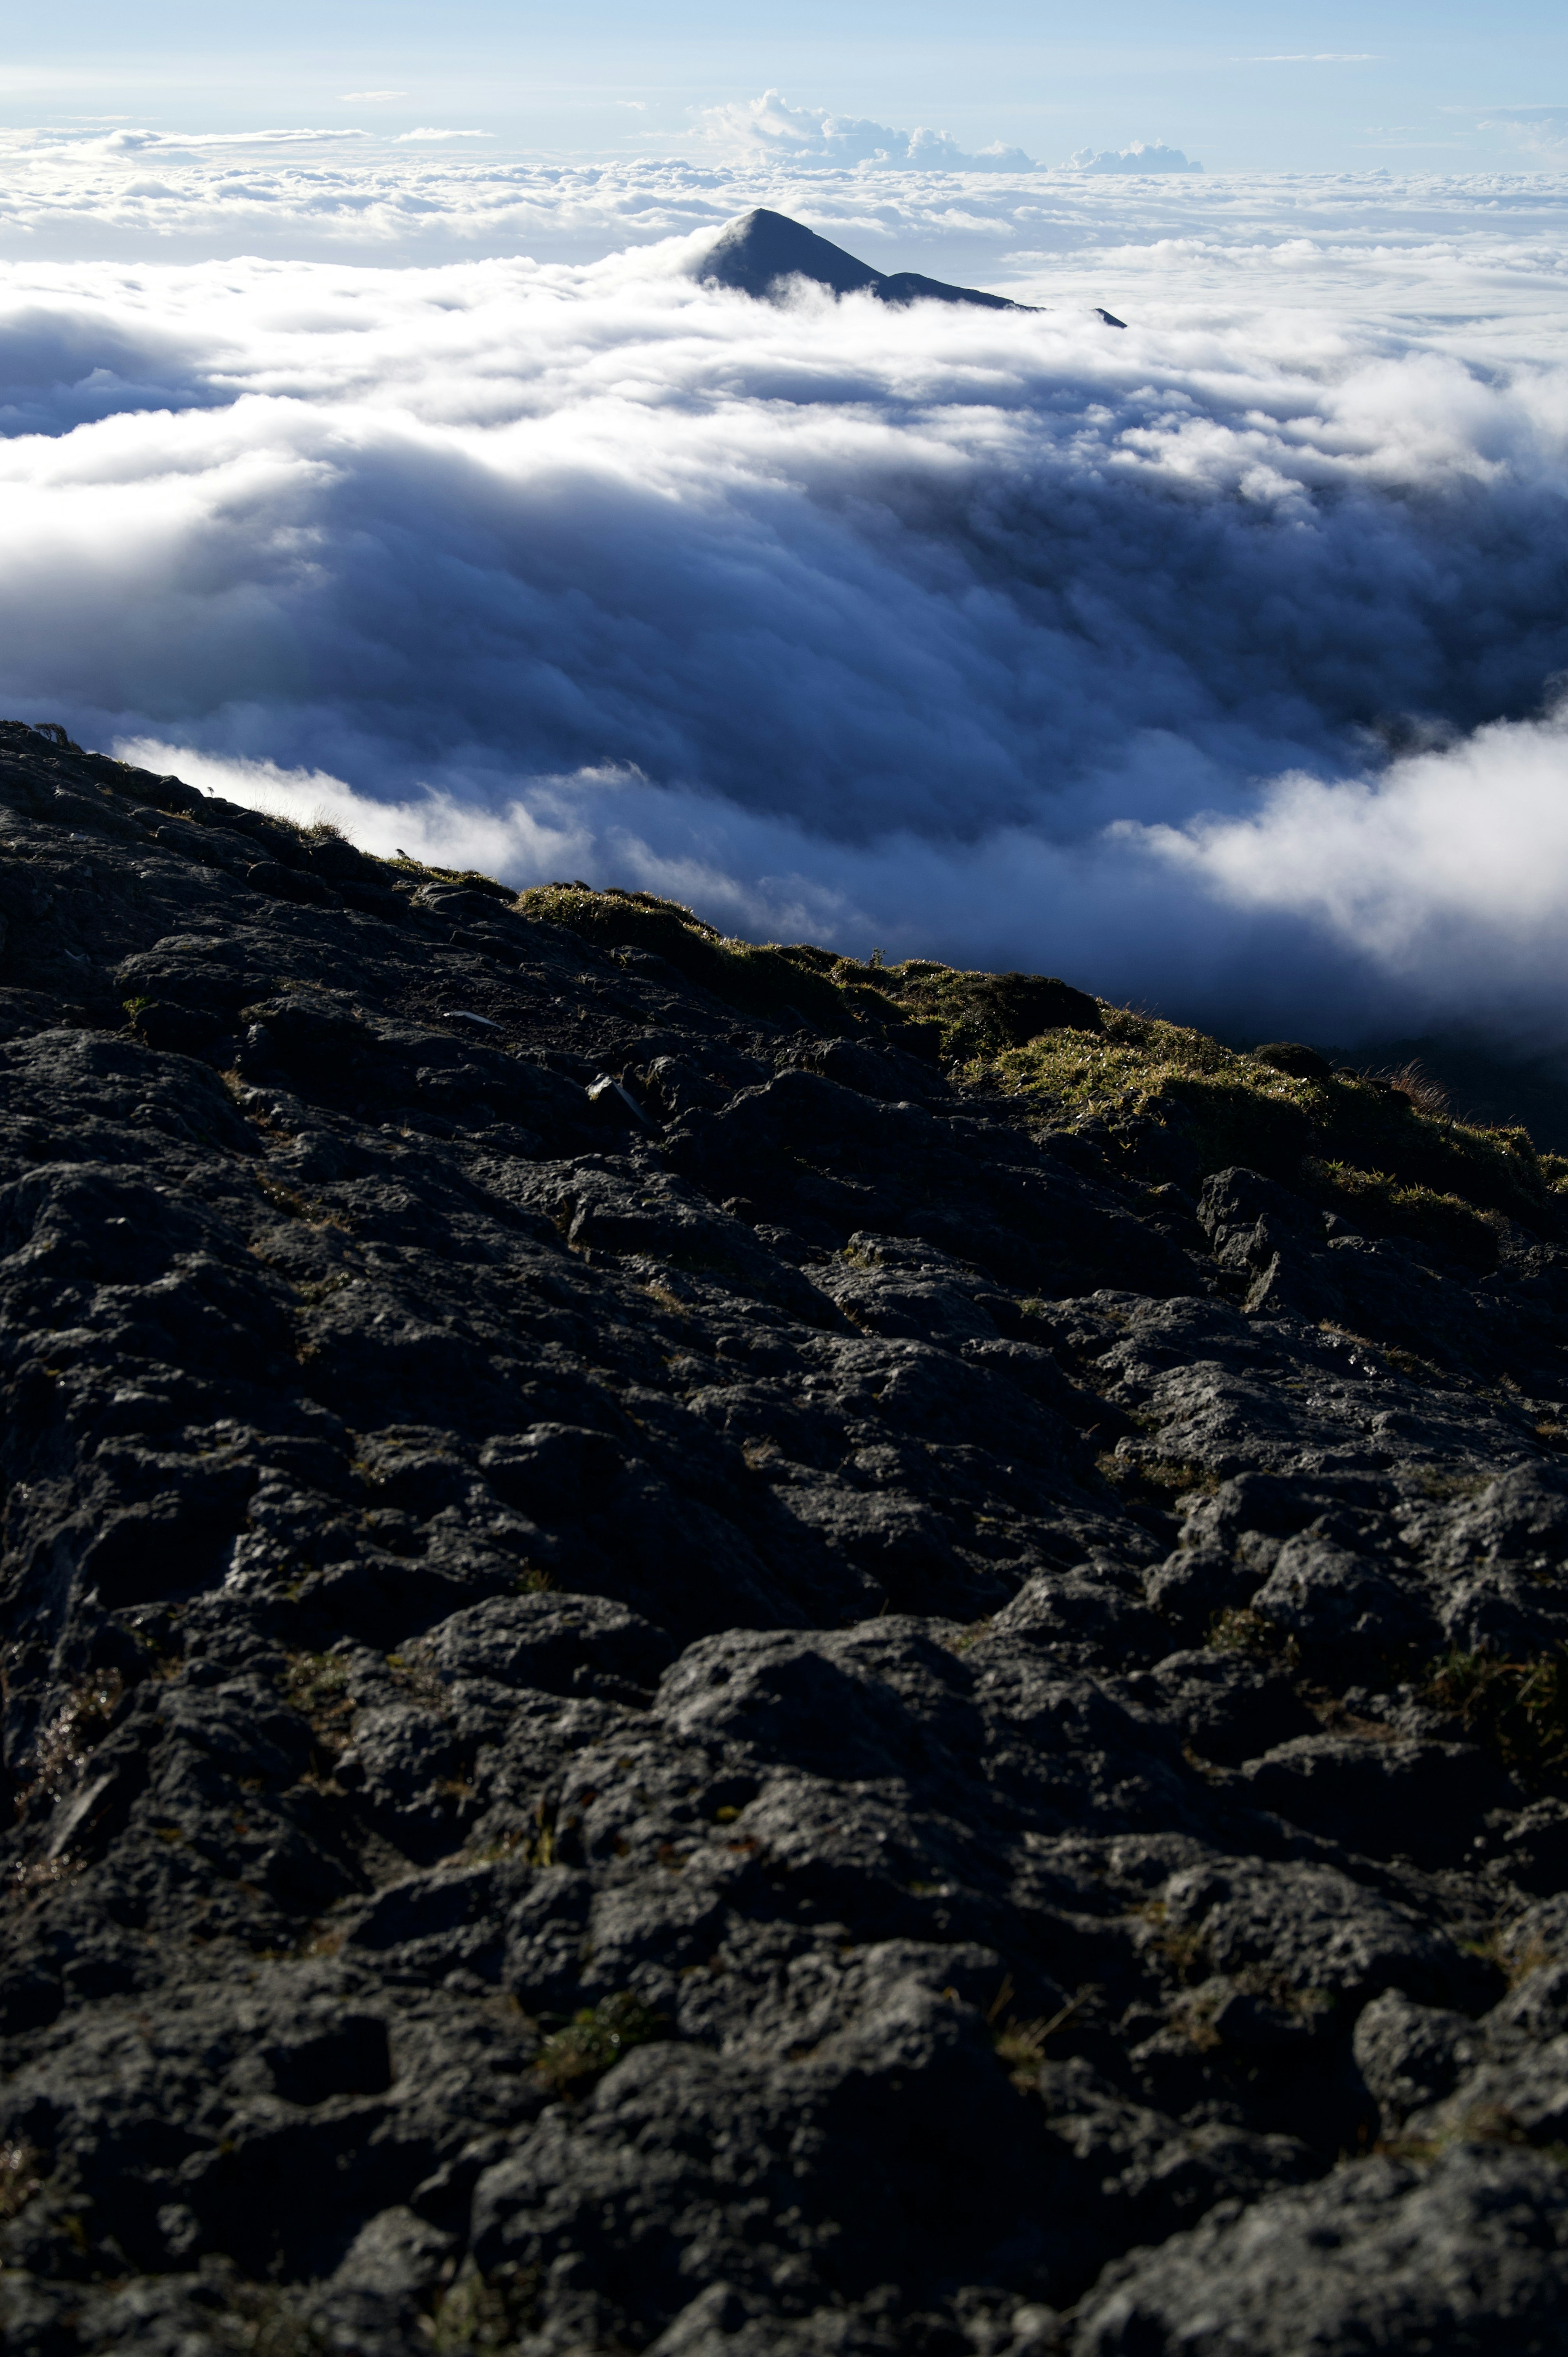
2, 719, 1568, 2351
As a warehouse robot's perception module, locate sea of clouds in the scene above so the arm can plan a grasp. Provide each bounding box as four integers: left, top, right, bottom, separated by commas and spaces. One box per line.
4, 117, 1568, 1046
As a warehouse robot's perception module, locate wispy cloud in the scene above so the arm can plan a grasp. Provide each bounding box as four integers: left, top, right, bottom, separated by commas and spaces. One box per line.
340, 90, 408, 102
1247, 53, 1381, 62
82, 125, 373, 152
1478, 107, 1568, 156
394, 127, 492, 142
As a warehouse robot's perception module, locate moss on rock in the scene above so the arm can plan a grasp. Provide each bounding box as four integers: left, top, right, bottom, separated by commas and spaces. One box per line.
977, 1005, 1564, 1259
421, 871, 1564, 1264
517, 885, 875, 1032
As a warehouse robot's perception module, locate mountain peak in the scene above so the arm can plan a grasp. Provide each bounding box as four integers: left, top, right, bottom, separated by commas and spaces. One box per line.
698, 205, 1035, 313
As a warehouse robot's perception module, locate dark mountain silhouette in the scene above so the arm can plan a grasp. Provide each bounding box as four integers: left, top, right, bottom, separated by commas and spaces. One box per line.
699, 205, 1127, 325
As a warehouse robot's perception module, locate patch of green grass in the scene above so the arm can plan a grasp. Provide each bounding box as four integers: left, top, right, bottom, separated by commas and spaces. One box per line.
383, 1647, 453, 1714
283, 1653, 354, 1759
1417, 1469, 1494, 1503
434, 884, 1565, 1260
1097, 1451, 1220, 1507
1208, 1608, 1301, 1669
517, 888, 1077, 1055
980, 1006, 1561, 1255
984, 1004, 1241, 1115
1173, 1966, 1336, 2054
1425, 1646, 1568, 1785
876, 964, 1102, 1061
517, 884, 861, 1030
389, 856, 514, 899
986, 1979, 1095, 2087
1461, 1924, 1561, 1985
428, 2261, 539, 2353
27, 1670, 124, 1802
207, 2283, 326, 2357
534, 1991, 668, 2094
1305, 1160, 1500, 1273
0, 2138, 44, 2220
1377, 2107, 1568, 2167
1130, 1902, 1212, 1984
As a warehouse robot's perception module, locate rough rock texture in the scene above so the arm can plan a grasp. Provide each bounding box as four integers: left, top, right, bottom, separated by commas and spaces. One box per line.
2, 719, 1568, 2353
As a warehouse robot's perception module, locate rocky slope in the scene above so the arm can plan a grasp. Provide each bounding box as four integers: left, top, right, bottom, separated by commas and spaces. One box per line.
3, 718, 1568, 2354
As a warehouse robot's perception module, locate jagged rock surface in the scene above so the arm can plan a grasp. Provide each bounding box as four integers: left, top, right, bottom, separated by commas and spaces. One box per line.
2, 721, 1568, 2351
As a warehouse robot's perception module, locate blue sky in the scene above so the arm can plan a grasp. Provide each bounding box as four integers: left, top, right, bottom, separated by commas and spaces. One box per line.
7, 0, 1567, 173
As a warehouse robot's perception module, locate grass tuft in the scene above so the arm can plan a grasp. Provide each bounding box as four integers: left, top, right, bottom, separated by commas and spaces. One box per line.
1425, 1646, 1568, 1785
0, 2138, 45, 2220
27, 1670, 124, 1802
1098, 1452, 1220, 1507
517, 884, 864, 1030
1365, 1059, 1453, 1120
284, 1653, 354, 1735
880, 966, 1101, 1060
976, 1004, 1559, 1262
1208, 1608, 1301, 1669
428, 2261, 539, 2352
533, 1991, 668, 2094
987, 1977, 1096, 2087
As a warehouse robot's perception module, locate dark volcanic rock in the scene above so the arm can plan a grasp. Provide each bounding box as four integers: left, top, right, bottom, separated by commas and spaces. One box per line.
1, 718, 1567, 2351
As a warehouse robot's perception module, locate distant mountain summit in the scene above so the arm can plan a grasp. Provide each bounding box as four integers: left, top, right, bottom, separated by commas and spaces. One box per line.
698, 207, 1126, 325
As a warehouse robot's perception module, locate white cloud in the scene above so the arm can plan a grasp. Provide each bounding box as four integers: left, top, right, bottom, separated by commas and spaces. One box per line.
698, 89, 1034, 172
1127, 699, 1568, 1039
114, 739, 599, 878
1479, 108, 1568, 157
96, 126, 373, 150
1067, 142, 1201, 174
1248, 54, 1381, 63
340, 91, 408, 102
0, 170, 1566, 1048
394, 127, 492, 142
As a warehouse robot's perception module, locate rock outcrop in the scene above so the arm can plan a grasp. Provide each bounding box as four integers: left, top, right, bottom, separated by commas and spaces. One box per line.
698, 209, 1127, 326
2, 720, 1567, 2352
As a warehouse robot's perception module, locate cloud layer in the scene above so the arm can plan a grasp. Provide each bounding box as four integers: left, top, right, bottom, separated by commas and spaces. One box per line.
4, 127, 1568, 288
2, 165, 1568, 1047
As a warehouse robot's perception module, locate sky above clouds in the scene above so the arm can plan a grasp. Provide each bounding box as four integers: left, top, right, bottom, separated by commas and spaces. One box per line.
4, 0, 1567, 176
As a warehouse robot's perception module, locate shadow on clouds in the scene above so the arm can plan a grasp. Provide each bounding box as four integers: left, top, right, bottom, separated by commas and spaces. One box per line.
2, 222, 1568, 1047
